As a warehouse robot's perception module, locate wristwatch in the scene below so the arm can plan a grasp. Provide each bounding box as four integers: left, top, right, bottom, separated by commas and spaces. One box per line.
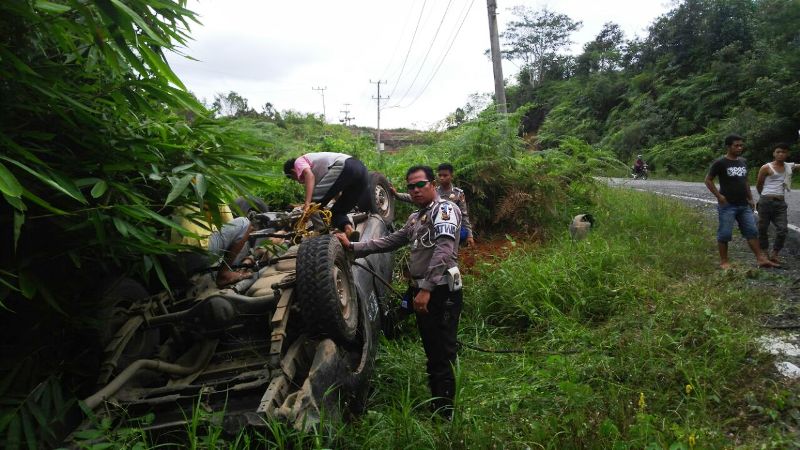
348, 242, 354, 251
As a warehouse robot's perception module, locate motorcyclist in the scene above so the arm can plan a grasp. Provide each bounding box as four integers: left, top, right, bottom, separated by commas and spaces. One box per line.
633, 155, 647, 177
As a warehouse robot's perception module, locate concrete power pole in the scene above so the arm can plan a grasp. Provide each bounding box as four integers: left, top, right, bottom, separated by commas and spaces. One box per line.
312, 86, 327, 120
339, 103, 354, 126
370, 80, 389, 155
486, 0, 507, 114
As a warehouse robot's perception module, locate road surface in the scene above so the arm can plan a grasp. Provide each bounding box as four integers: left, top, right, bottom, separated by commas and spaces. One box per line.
608, 178, 800, 234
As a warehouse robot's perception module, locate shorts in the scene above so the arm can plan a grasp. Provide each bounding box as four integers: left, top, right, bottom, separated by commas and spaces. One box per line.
717, 203, 757, 242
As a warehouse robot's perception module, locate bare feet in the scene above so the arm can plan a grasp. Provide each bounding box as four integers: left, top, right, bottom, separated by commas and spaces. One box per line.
757, 258, 780, 268
770, 252, 781, 265
216, 269, 252, 287
719, 262, 731, 270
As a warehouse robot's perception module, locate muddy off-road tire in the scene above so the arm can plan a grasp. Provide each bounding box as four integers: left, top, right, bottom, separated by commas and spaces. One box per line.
368, 171, 395, 223
297, 234, 359, 343
96, 278, 150, 348
93, 278, 161, 384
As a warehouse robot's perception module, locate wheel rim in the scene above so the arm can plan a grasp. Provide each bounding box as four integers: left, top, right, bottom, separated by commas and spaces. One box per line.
374, 185, 390, 216
333, 265, 353, 321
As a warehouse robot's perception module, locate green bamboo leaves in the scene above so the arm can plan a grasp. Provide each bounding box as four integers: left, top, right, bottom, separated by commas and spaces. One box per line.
0, 162, 23, 198
0, 0, 269, 310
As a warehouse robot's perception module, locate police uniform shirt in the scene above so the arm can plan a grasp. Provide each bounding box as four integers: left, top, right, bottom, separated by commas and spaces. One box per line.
352, 196, 461, 291
396, 185, 472, 238
437, 185, 472, 238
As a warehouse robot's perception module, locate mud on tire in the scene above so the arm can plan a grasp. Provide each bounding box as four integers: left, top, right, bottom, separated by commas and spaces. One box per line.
296, 234, 358, 342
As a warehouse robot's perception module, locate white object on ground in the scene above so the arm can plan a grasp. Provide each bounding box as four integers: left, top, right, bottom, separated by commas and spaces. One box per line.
775, 361, 800, 378
758, 336, 800, 357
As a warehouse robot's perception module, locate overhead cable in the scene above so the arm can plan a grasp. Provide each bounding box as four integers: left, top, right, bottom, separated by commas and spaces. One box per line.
387, 0, 454, 108
392, 0, 476, 109
387, 0, 428, 98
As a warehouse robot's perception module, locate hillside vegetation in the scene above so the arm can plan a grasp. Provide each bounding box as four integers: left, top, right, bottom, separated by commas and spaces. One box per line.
502, 0, 799, 173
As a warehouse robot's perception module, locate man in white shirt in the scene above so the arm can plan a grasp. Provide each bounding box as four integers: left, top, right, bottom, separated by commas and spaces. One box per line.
755, 143, 794, 264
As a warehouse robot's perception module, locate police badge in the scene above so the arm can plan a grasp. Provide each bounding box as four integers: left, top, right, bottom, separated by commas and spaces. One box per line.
433, 203, 458, 239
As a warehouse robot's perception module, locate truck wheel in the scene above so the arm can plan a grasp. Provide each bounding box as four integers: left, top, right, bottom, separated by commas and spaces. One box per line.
96, 278, 150, 348
94, 278, 160, 383
343, 285, 378, 416
297, 234, 358, 342
369, 172, 395, 223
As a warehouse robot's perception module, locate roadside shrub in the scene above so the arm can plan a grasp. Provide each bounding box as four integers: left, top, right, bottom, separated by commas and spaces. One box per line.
470, 186, 709, 328
646, 131, 719, 174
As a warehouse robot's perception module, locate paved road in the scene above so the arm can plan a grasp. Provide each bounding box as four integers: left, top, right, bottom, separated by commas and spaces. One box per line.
608, 177, 800, 233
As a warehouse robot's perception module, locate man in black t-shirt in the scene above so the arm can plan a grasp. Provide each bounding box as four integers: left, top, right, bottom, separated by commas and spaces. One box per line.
705, 134, 777, 269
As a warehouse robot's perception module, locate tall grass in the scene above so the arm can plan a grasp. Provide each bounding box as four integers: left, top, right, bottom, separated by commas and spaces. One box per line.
332, 186, 797, 449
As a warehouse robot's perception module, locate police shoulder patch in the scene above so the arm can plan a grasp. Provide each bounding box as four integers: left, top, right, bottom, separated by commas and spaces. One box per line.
432, 201, 459, 240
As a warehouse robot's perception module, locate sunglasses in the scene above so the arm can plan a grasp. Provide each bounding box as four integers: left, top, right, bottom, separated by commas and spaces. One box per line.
406, 180, 430, 191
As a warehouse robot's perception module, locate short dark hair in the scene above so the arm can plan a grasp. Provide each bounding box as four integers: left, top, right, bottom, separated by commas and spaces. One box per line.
724, 134, 744, 147
437, 163, 454, 174
283, 158, 296, 178
406, 165, 434, 182
774, 142, 791, 152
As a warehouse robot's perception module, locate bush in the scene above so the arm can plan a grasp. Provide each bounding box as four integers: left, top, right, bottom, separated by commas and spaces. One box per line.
646, 131, 719, 174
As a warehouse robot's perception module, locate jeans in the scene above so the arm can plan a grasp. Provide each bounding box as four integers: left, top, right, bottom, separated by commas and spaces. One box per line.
757, 196, 788, 251
717, 203, 758, 242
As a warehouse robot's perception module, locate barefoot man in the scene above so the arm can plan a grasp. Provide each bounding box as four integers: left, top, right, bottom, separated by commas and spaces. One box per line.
705, 134, 777, 269
756, 143, 794, 265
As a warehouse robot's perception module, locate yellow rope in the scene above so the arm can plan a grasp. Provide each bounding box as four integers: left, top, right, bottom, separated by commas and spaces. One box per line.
292, 203, 332, 244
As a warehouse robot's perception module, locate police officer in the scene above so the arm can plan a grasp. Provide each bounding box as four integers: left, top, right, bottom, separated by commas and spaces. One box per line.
336, 165, 463, 417
391, 162, 474, 246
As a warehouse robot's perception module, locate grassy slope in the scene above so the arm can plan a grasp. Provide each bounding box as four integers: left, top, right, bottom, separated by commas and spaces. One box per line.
331, 186, 796, 449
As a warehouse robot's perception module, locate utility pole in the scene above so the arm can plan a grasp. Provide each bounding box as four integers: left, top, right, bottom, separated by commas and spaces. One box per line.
312, 86, 327, 120
339, 103, 354, 126
370, 80, 389, 155
486, 0, 507, 114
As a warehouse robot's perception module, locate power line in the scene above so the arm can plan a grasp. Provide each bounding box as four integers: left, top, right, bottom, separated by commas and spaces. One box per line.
379, 0, 419, 82
390, 0, 476, 109
387, 0, 428, 98
370, 80, 389, 155
339, 103, 354, 126
386, 0, 454, 109
312, 86, 327, 119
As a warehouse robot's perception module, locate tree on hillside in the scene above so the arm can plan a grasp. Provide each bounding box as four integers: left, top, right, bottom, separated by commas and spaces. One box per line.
499, 6, 582, 87
212, 91, 257, 117
642, 0, 755, 73
261, 102, 286, 127
576, 22, 625, 75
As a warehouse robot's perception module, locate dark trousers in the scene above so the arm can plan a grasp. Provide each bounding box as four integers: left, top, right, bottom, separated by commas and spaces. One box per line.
318, 158, 369, 230
757, 197, 788, 251
414, 285, 462, 415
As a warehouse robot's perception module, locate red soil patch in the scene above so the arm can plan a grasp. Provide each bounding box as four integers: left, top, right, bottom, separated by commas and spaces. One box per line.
460, 231, 543, 275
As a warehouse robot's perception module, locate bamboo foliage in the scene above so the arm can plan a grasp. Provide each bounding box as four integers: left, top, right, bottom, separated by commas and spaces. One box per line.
0, 0, 270, 310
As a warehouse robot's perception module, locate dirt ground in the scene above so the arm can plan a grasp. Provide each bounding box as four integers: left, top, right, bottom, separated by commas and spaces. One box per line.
459, 231, 542, 275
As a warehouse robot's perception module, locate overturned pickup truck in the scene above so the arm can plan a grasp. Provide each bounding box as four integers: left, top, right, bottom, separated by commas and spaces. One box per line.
71, 175, 397, 442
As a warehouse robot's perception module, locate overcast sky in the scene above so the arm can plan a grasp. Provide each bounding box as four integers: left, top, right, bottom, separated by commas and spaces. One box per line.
166, 0, 674, 130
